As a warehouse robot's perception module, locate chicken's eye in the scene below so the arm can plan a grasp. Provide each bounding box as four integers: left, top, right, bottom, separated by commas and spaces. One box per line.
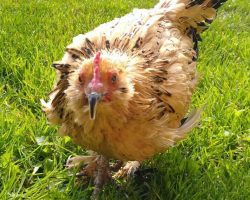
78, 75, 84, 84
111, 74, 117, 84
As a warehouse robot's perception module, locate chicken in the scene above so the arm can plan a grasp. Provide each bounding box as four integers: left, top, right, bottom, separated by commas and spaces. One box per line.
41, 0, 227, 197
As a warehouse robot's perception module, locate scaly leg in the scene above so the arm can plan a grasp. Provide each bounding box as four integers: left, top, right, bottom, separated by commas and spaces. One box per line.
113, 161, 140, 179
92, 155, 111, 199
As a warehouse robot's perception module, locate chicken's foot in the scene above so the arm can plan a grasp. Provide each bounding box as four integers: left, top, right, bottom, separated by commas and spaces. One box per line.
66, 155, 96, 169
113, 161, 140, 178
66, 155, 98, 177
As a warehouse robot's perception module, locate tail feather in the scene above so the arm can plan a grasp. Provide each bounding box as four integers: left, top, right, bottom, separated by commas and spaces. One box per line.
177, 109, 201, 135
155, 0, 227, 34
165, 109, 201, 142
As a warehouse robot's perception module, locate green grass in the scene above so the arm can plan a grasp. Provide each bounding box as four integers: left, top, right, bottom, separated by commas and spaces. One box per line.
0, 0, 249, 199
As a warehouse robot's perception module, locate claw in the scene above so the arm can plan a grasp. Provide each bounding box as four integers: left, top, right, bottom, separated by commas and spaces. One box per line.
110, 160, 123, 172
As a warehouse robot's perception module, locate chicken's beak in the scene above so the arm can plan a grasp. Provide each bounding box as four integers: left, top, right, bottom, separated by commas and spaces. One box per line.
88, 92, 102, 120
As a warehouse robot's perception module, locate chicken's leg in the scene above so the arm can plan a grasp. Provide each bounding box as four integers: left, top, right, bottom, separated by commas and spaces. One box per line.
92, 155, 111, 198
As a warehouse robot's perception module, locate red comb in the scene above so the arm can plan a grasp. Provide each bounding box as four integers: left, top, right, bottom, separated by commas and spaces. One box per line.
91, 52, 102, 90
94, 51, 101, 67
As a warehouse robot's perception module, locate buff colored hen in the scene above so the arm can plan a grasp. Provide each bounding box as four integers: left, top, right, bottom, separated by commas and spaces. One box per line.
42, 0, 227, 197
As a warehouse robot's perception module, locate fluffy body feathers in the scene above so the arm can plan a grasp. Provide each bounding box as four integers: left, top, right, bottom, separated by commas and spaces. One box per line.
42, 0, 226, 161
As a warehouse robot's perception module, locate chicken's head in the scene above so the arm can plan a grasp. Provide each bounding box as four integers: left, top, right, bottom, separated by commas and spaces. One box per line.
65, 51, 136, 122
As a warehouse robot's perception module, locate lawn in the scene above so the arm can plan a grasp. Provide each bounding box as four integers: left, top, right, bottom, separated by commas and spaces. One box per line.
0, 0, 249, 199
